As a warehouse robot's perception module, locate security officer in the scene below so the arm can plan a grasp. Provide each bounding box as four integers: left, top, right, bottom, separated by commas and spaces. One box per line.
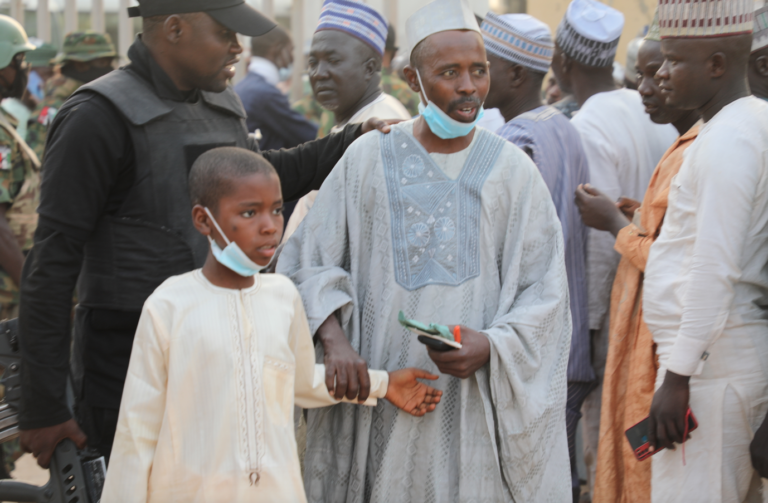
26, 31, 117, 160
18, 0, 393, 468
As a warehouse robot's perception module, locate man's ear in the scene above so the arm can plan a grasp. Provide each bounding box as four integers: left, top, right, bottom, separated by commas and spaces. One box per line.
192, 205, 213, 236
757, 55, 768, 77
709, 51, 727, 79
403, 64, 421, 94
363, 57, 379, 81
164, 14, 185, 44
561, 54, 573, 77
510, 63, 527, 88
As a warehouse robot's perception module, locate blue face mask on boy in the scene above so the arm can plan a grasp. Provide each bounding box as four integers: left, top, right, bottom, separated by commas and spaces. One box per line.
416, 69, 485, 140
204, 207, 263, 277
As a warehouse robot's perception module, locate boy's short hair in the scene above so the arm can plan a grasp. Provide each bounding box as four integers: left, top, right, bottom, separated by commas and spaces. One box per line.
189, 147, 277, 212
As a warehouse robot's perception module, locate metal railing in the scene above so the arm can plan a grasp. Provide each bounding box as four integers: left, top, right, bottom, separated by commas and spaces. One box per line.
5, 0, 133, 61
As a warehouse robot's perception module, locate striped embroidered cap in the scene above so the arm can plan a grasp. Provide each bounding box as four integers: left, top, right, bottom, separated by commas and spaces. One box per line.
658, 0, 754, 39
556, 0, 624, 68
480, 13, 554, 74
316, 0, 388, 56
753, 3, 768, 52
406, 0, 480, 57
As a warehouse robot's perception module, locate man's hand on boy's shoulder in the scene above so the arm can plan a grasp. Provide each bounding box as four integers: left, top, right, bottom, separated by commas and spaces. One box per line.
385, 368, 442, 416
359, 118, 403, 137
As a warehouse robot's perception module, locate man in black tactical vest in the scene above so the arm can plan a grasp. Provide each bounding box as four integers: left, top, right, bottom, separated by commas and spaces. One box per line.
17, 0, 393, 468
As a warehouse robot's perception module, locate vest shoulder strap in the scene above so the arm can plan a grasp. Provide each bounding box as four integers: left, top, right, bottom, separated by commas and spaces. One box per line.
78, 69, 172, 126
201, 88, 247, 119
79, 68, 247, 126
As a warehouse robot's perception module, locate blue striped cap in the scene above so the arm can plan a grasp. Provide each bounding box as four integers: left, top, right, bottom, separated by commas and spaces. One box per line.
481, 13, 553, 74
316, 0, 388, 56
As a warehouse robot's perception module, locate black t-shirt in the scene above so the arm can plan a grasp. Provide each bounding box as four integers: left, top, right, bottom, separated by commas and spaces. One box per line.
18, 37, 363, 429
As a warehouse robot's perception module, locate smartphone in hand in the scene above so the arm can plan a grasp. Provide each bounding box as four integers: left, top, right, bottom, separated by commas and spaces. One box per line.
625, 409, 698, 461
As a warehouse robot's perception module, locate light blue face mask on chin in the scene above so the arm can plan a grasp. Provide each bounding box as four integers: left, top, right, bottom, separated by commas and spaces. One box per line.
278, 64, 293, 83
416, 69, 485, 140
204, 207, 264, 277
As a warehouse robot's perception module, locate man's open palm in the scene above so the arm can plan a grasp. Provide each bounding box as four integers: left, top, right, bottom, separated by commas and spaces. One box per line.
385, 368, 442, 416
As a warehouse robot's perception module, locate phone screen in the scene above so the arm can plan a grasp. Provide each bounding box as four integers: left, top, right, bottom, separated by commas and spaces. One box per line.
626, 418, 651, 456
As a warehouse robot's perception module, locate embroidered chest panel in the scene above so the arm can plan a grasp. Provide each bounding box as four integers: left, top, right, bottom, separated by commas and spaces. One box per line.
381, 127, 504, 291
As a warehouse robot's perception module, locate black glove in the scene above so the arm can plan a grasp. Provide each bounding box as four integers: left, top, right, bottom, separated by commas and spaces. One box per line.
751, 410, 768, 479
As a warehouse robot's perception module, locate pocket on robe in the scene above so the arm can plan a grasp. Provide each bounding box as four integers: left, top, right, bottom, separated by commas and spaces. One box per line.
263, 357, 295, 426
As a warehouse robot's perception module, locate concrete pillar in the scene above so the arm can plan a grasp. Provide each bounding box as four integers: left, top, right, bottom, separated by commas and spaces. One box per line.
37, 0, 51, 43
64, 0, 78, 34
262, 0, 274, 18
91, 0, 106, 33
385, 0, 398, 33
9, 0, 24, 26
290, 0, 304, 102
118, 0, 133, 63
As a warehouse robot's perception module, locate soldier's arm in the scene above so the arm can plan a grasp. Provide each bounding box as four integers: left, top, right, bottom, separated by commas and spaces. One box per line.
0, 207, 24, 286
0, 133, 25, 286
19, 92, 131, 436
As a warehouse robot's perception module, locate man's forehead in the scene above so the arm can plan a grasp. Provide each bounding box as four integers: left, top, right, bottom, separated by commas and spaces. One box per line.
637, 39, 663, 64
310, 30, 354, 54
422, 30, 485, 61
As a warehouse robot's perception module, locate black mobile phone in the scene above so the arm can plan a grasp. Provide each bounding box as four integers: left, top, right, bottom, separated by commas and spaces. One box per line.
625, 409, 698, 461
417, 335, 456, 352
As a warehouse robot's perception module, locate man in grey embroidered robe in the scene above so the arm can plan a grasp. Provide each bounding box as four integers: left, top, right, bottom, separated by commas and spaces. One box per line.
278, 1, 571, 501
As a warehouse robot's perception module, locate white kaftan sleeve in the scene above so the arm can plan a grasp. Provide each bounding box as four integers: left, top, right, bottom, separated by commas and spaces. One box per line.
664, 133, 762, 376
480, 157, 572, 501
289, 290, 389, 408
578, 127, 622, 331
101, 304, 169, 503
277, 141, 360, 336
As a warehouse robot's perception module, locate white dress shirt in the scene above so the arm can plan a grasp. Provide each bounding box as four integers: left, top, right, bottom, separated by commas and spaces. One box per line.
572, 88, 677, 331
248, 56, 279, 86
644, 96, 768, 377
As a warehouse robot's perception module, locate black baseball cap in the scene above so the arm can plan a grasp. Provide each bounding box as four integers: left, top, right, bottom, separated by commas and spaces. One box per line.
128, 0, 277, 37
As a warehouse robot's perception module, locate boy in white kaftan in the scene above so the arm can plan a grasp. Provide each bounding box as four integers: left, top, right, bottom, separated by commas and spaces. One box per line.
104, 270, 388, 502
278, 118, 572, 502
102, 147, 442, 503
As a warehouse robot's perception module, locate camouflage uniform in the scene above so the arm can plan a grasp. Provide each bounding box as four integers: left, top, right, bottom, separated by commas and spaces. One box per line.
26, 31, 116, 160
0, 109, 40, 321
381, 66, 419, 117
292, 93, 335, 139
26, 76, 83, 160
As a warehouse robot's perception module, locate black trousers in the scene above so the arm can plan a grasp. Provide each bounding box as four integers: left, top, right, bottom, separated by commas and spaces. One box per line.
72, 306, 141, 463
566, 381, 597, 490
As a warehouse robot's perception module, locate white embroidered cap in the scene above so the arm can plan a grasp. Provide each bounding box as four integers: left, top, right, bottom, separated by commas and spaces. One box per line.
405, 0, 481, 57
555, 0, 624, 68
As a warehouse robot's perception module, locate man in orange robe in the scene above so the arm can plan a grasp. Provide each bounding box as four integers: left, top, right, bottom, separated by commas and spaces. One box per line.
574, 23, 700, 502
